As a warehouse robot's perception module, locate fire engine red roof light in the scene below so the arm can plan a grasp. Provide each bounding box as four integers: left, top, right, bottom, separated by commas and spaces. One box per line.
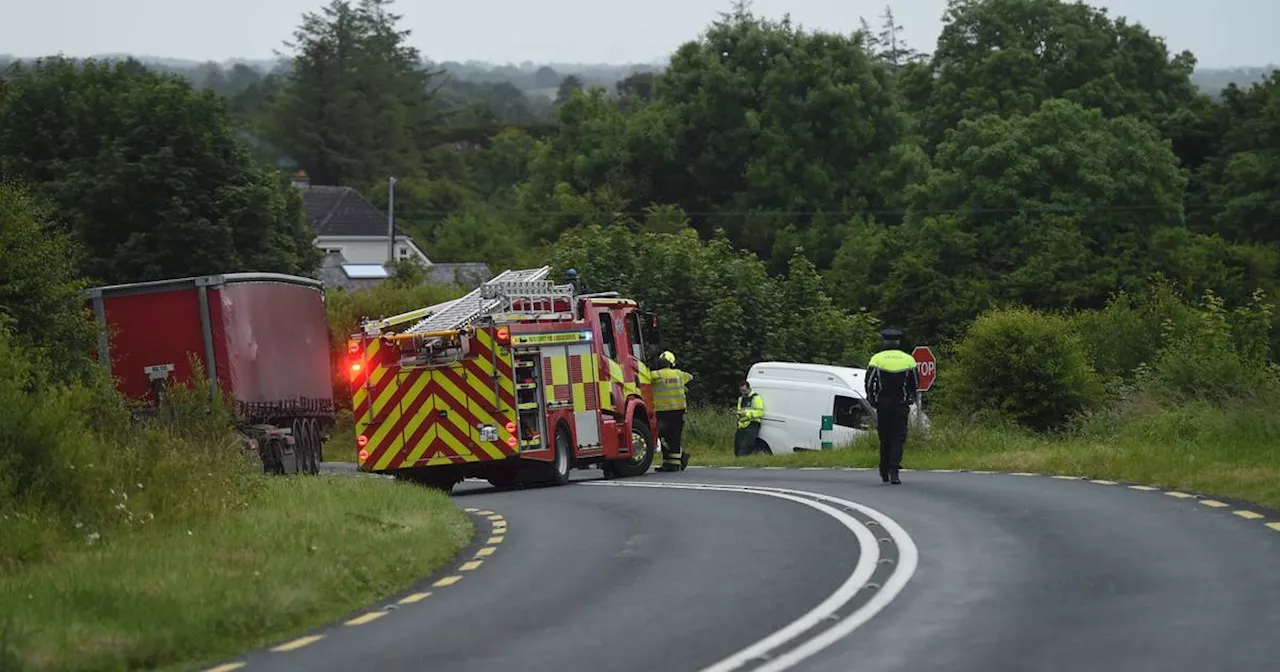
350, 363, 362, 372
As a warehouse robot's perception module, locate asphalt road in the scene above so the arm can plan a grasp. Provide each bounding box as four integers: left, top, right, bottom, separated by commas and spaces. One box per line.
220, 464, 1280, 672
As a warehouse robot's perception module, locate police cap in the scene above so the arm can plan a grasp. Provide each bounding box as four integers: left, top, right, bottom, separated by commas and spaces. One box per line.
879, 328, 904, 341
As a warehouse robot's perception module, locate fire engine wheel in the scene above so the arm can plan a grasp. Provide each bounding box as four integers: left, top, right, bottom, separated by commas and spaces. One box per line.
544, 425, 573, 486
606, 419, 655, 479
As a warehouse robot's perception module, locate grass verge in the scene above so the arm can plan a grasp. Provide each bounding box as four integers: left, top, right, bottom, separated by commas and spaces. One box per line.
1, 475, 470, 672
681, 400, 1280, 510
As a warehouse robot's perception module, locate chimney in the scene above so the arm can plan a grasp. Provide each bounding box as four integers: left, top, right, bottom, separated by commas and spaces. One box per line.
290, 169, 310, 189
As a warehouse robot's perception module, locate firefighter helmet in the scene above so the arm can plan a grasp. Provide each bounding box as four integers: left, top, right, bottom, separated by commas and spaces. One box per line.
660, 351, 676, 366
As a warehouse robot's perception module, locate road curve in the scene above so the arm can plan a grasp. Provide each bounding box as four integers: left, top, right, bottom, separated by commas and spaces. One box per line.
215, 464, 1280, 672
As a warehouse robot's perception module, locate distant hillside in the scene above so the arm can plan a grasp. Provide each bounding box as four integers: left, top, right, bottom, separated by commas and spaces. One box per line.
3, 53, 1274, 98
1190, 65, 1279, 96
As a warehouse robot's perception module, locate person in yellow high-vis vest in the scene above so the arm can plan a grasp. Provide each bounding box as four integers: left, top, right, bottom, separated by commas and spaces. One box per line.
652, 351, 693, 472
864, 328, 918, 485
734, 379, 765, 456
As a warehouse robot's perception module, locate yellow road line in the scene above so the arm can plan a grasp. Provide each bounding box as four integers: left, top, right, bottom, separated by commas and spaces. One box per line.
476, 546, 496, 557
1128, 485, 1159, 491
398, 592, 431, 604
1234, 511, 1264, 520
1089, 480, 1117, 485
433, 575, 462, 587
1266, 523, 1280, 532
487, 536, 505, 544
1200, 500, 1229, 508
345, 611, 387, 626
202, 664, 246, 672
460, 560, 484, 571
1165, 492, 1194, 499
271, 635, 324, 652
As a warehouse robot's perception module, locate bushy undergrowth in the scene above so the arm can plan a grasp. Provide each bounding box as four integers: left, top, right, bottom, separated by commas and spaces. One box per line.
0, 327, 255, 570
931, 278, 1278, 432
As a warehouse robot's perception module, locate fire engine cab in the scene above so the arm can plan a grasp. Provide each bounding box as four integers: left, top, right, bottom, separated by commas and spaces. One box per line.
347, 267, 663, 493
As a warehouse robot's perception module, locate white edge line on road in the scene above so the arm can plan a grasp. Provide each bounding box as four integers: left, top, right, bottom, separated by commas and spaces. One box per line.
585, 480, 916, 672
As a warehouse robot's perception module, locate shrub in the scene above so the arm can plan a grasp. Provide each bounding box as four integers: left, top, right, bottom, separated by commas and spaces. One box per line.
942, 306, 1105, 432
0, 182, 97, 385
0, 327, 253, 569
1139, 289, 1278, 403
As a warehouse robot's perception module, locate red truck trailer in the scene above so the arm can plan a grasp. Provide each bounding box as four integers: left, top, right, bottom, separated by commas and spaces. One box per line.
85, 272, 335, 475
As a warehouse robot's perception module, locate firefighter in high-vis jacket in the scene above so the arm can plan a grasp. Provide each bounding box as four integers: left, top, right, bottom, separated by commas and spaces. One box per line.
652, 351, 693, 472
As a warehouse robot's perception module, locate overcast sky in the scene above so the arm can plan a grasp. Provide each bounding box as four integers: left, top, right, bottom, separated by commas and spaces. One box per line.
2, 0, 1277, 69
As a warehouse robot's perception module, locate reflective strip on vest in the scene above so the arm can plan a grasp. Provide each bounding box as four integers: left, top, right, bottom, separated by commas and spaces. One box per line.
653, 369, 691, 411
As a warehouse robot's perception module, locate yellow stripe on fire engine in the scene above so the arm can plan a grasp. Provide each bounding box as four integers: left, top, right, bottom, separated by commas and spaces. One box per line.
550, 355, 569, 386
439, 372, 510, 461
369, 372, 434, 471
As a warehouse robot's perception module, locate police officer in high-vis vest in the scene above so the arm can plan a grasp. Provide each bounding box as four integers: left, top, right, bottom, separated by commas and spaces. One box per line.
734, 379, 765, 457
864, 328, 918, 485
652, 351, 693, 472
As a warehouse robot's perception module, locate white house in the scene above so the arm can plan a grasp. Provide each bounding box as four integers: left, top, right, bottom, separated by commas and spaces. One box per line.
292, 174, 493, 291
294, 176, 430, 266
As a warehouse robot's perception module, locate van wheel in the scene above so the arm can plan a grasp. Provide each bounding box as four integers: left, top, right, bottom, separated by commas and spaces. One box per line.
755, 439, 772, 455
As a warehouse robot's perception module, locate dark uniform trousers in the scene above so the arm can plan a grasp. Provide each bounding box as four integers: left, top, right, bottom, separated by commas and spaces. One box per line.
658, 409, 685, 459
876, 405, 910, 476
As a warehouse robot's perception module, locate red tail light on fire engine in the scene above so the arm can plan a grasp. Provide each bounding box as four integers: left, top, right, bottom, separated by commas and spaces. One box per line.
357, 434, 369, 447
496, 326, 510, 345
347, 340, 364, 381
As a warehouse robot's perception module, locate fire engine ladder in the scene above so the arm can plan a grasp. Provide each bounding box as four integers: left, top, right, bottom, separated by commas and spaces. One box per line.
403, 267, 560, 335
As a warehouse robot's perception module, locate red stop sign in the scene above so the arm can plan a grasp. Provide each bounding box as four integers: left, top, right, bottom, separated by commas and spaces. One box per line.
912, 346, 937, 392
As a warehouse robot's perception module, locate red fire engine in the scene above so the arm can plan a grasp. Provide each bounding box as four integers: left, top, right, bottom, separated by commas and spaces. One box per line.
347, 267, 663, 493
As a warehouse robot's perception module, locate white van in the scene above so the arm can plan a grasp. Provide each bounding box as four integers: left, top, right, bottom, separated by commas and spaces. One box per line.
745, 361, 930, 454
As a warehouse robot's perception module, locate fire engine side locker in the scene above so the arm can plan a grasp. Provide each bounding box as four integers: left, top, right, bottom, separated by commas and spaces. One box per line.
513, 348, 548, 451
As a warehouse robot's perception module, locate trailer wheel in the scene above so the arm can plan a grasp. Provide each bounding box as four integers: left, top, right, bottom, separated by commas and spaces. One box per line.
264, 439, 286, 475
291, 420, 313, 475
607, 418, 655, 478
307, 419, 323, 473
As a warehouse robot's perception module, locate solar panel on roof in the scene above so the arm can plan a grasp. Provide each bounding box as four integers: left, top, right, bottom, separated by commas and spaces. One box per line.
342, 264, 389, 279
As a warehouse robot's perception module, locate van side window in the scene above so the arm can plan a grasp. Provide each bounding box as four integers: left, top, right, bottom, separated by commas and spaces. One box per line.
833, 395, 865, 428
598, 310, 617, 360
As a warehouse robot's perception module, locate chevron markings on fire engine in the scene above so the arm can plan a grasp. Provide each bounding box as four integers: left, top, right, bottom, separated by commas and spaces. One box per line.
200, 508, 508, 671
585, 480, 919, 672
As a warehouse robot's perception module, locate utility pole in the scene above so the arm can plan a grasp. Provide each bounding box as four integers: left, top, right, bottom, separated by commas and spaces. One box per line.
386, 176, 397, 265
